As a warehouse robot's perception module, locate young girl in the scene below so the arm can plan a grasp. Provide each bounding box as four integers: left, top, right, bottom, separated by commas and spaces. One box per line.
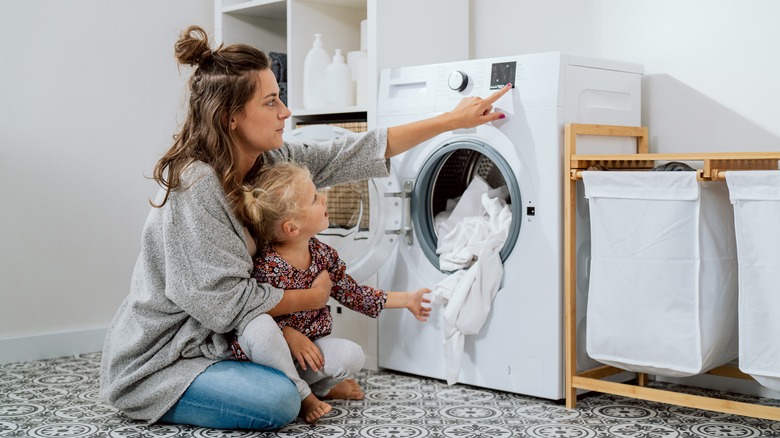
234, 162, 432, 424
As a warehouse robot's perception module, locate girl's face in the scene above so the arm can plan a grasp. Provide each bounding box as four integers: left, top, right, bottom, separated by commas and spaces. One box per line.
294, 178, 329, 238
231, 69, 292, 158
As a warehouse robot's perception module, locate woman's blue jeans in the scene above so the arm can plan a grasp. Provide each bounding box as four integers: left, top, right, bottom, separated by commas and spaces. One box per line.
160, 360, 300, 430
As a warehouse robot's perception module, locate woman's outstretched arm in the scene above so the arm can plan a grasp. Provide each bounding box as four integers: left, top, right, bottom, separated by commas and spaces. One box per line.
384, 83, 511, 158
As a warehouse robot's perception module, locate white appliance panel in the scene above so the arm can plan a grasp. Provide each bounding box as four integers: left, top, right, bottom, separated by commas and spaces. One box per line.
372, 53, 642, 399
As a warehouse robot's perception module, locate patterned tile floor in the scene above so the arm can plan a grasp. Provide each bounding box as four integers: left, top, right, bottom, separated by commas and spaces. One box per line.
1, 352, 780, 437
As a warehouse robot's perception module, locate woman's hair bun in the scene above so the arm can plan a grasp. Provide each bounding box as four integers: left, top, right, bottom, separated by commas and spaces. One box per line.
174, 25, 213, 66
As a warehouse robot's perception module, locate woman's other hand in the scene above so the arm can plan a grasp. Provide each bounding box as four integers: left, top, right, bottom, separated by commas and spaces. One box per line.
309, 270, 333, 309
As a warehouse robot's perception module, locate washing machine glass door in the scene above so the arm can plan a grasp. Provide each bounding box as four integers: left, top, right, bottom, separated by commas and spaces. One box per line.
283, 125, 400, 283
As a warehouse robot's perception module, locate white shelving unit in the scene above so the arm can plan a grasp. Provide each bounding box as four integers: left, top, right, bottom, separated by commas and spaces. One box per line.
215, 0, 469, 130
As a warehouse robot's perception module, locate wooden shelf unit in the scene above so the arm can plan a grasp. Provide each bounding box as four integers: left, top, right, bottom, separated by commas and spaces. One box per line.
563, 123, 780, 421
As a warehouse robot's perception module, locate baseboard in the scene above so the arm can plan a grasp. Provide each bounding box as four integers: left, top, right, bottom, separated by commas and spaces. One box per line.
0, 328, 107, 365
363, 355, 378, 371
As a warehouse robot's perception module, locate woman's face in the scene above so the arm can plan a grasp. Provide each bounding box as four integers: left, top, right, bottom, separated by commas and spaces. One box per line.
231, 69, 291, 158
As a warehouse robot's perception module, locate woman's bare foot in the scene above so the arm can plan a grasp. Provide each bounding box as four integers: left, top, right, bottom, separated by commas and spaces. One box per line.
324, 378, 365, 400
301, 393, 332, 424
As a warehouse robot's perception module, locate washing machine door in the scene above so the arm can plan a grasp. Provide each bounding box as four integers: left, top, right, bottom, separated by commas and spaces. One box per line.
406, 137, 523, 268
284, 125, 401, 283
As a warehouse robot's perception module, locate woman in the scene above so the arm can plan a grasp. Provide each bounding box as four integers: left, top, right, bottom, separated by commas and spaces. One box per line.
99, 25, 510, 430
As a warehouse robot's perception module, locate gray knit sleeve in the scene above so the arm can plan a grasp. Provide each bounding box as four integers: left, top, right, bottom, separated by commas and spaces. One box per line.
267, 127, 390, 187
162, 164, 283, 335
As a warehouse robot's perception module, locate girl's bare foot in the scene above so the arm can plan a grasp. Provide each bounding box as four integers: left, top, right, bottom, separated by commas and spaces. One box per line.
301, 393, 332, 424
324, 378, 365, 400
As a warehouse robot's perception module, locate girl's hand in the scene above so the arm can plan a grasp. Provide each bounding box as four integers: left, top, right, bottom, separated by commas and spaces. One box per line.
283, 327, 324, 372
406, 288, 432, 322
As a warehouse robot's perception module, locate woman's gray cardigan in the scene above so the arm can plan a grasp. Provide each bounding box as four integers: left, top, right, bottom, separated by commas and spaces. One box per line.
99, 129, 390, 422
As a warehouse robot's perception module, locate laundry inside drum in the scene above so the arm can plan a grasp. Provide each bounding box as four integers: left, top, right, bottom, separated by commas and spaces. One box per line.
429, 149, 511, 237
412, 141, 522, 270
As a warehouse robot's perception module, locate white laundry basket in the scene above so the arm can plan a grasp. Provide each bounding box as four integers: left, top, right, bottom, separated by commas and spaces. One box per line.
726, 171, 780, 393
583, 171, 738, 377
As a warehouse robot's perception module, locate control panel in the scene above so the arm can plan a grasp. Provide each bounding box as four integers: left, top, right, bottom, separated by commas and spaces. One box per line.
490, 61, 517, 90
445, 61, 517, 97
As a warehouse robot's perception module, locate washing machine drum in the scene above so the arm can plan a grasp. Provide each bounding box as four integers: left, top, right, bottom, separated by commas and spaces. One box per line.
412, 139, 522, 270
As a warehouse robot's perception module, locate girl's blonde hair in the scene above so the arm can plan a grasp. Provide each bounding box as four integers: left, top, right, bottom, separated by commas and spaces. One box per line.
240, 162, 312, 247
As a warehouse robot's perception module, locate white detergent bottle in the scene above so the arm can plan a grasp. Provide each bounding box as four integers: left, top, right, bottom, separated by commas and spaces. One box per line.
303, 34, 329, 109
325, 49, 354, 107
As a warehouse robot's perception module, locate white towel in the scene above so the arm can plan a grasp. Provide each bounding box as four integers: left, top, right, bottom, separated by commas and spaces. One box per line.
432, 192, 511, 385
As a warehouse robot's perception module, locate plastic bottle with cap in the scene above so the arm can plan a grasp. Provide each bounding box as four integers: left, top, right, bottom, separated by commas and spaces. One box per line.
303, 34, 329, 109
347, 50, 367, 105
325, 49, 354, 107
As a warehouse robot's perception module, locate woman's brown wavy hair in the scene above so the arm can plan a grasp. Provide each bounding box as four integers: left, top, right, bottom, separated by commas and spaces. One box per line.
151, 25, 269, 209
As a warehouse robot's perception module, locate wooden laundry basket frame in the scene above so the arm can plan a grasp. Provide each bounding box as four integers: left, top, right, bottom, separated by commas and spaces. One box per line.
563, 123, 780, 420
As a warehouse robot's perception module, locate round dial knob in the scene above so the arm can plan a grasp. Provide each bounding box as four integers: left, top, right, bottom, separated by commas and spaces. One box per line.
448, 70, 469, 92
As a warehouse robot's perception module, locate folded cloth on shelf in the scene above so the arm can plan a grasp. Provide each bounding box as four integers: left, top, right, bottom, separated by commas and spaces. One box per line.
432, 187, 511, 385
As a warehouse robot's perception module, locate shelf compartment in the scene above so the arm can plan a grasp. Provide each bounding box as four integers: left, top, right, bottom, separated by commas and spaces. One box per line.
222, 0, 286, 20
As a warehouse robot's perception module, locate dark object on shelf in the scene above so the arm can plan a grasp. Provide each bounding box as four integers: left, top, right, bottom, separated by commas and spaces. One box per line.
652, 161, 696, 172
269, 52, 287, 106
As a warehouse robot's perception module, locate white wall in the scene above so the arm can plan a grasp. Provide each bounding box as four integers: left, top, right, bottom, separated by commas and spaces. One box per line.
601, 0, 780, 152
472, 0, 780, 152
0, 0, 212, 362
470, 0, 602, 60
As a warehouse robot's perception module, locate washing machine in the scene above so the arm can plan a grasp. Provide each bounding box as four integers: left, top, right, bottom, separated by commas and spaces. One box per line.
362, 53, 644, 400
